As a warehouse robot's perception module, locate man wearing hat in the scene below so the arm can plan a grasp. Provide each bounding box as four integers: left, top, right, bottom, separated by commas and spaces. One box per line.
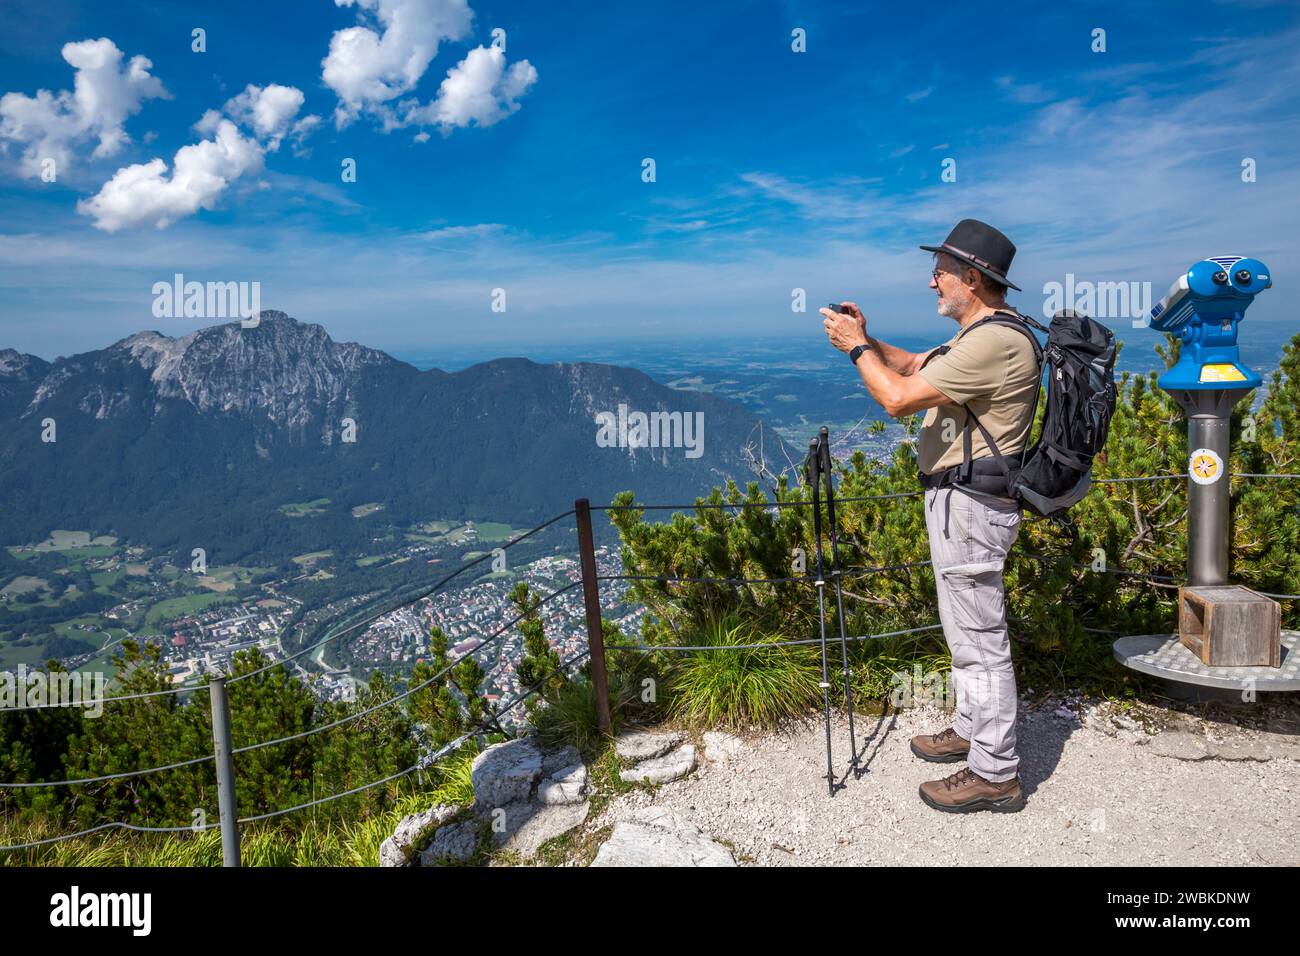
821, 219, 1040, 813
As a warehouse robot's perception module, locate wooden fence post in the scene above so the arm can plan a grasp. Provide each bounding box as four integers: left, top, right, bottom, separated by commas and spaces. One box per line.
574, 499, 612, 736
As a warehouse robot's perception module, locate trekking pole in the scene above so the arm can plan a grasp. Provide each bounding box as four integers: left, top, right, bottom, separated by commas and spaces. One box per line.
819, 427, 859, 777
805, 437, 836, 796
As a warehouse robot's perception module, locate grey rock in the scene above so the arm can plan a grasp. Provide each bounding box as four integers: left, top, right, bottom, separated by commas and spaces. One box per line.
702, 730, 745, 761
616, 730, 685, 763
538, 763, 589, 805
620, 744, 696, 785
1219, 733, 1300, 761
419, 820, 481, 866
591, 807, 735, 867
379, 803, 459, 867
541, 745, 581, 777
1149, 730, 1300, 762
1265, 716, 1300, 734
491, 799, 590, 858
472, 738, 543, 808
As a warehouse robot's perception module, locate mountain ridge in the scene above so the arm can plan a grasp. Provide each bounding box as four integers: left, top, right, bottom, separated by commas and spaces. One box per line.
0, 311, 794, 562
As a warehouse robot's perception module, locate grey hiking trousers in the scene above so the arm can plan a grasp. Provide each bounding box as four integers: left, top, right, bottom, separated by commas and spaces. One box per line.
923, 485, 1021, 782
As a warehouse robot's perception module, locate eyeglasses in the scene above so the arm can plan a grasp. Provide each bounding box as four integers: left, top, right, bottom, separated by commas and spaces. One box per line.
932, 267, 973, 284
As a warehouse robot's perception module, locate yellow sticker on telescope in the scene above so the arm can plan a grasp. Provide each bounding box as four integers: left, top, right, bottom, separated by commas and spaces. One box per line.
1199, 363, 1247, 383
1189, 448, 1223, 485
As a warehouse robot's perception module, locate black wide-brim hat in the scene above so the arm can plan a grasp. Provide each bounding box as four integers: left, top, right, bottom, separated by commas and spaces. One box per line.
920, 218, 1021, 292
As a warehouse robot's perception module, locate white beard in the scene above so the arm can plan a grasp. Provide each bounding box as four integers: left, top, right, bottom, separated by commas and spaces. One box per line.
937, 294, 965, 318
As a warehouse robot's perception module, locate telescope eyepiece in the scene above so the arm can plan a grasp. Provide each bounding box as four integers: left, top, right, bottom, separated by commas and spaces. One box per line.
1212, 271, 1229, 285
1234, 269, 1252, 284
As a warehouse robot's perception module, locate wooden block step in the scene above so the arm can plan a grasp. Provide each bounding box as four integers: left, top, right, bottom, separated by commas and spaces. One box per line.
1178, 585, 1281, 668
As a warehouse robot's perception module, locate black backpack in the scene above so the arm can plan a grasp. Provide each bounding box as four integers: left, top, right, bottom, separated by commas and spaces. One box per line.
917, 308, 1117, 518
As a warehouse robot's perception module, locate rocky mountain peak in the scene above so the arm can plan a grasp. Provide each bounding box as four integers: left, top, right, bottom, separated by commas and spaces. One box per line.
0, 348, 50, 380
72, 311, 406, 426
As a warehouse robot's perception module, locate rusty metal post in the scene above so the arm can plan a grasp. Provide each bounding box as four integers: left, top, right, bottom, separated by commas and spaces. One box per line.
574, 499, 612, 736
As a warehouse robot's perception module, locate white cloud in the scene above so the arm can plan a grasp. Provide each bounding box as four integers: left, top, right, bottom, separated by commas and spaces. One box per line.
77, 119, 264, 232
77, 81, 316, 231
0, 38, 167, 177
20, 18, 1295, 356
289, 115, 322, 157
194, 108, 223, 136
223, 84, 311, 151
994, 75, 1055, 105
415, 222, 505, 240
737, 171, 885, 221
197, 84, 317, 153
405, 45, 537, 132
322, 0, 473, 128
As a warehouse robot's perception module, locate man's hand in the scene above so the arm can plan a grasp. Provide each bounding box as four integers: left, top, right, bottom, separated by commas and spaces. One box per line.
820, 301, 868, 354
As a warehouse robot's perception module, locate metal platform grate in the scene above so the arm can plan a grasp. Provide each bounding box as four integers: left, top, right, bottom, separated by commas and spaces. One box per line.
1113, 631, 1299, 691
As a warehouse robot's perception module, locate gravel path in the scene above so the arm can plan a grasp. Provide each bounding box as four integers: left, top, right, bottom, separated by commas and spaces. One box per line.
588, 696, 1300, 866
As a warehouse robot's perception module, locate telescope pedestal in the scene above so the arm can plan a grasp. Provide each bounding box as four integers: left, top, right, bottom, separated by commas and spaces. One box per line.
1115, 256, 1276, 692
1164, 386, 1251, 586
1113, 385, 1287, 688
1113, 632, 1299, 694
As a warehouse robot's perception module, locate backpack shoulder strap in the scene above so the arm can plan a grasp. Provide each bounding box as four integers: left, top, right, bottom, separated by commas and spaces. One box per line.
918, 345, 948, 370
997, 307, 1050, 334
981, 310, 1045, 366
921, 310, 1045, 367
922, 309, 1046, 483
982, 310, 1046, 469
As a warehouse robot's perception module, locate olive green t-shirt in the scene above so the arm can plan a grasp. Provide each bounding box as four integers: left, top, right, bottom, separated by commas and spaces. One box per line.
915, 318, 1040, 476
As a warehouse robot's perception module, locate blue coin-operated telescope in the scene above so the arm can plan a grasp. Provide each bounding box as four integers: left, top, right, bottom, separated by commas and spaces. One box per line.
1149, 256, 1269, 400
1146, 256, 1271, 585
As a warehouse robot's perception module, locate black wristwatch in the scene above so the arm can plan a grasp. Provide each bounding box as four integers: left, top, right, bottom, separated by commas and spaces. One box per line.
848, 343, 869, 365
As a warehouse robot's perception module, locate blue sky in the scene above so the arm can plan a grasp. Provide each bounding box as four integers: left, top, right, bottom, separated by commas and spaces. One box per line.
2, 0, 1298, 362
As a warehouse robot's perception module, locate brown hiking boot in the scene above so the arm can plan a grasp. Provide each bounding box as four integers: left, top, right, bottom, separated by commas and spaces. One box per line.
919, 767, 1025, 813
909, 726, 970, 763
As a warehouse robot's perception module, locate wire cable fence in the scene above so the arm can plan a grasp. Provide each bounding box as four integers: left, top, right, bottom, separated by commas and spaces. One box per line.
5, 464, 1300, 845
1008, 553, 1300, 601
230, 508, 575, 684
0, 508, 578, 715
592, 489, 925, 513
0, 508, 585, 853
0, 650, 590, 853
230, 581, 582, 757
0, 578, 582, 793
0, 753, 216, 791
0, 682, 200, 713
597, 559, 932, 589
236, 648, 590, 827
604, 622, 945, 653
